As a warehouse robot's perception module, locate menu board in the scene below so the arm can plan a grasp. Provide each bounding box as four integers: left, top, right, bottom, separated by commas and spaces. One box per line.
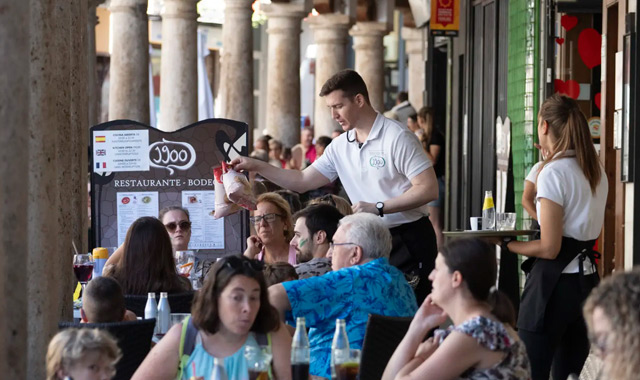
90, 119, 250, 267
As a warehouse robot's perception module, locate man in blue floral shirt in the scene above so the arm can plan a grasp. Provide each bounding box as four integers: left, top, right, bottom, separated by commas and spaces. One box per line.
269, 213, 418, 379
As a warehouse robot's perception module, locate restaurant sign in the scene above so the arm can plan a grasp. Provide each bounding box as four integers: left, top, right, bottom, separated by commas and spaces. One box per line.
430, 0, 460, 36
90, 119, 250, 260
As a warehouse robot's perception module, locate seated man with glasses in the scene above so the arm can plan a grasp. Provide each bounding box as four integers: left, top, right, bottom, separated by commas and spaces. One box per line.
290, 204, 343, 279
269, 213, 418, 380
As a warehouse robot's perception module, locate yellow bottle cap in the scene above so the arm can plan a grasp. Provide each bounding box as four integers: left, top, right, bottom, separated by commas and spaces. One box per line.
92, 247, 109, 259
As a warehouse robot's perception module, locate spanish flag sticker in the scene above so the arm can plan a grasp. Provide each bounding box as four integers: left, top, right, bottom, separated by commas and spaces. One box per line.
95, 136, 106, 143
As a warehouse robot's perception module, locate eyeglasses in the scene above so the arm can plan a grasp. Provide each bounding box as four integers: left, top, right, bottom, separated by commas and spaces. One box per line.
249, 213, 283, 225
329, 241, 358, 250
164, 221, 192, 232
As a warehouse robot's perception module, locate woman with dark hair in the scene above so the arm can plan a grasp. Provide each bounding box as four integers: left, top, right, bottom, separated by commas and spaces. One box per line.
104, 206, 192, 269
132, 255, 292, 380
491, 94, 607, 380
104, 216, 190, 295
383, 238, 530, 380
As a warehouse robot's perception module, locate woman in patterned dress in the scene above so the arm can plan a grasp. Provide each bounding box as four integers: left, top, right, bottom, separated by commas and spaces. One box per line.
382, 238, 531, 380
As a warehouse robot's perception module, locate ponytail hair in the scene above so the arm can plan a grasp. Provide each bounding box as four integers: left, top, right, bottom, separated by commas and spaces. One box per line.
440, 238, 516, 327
539, 94, 602, 193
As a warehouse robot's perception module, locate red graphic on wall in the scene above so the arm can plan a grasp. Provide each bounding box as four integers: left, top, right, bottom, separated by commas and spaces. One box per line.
554, 79, 581, 99
435, 0, 454, 26
121, 197, 130, 205
595, 93, 601, 110
578, 28, 602, 69
555, 38, 565, 45
561, 15, 578, 31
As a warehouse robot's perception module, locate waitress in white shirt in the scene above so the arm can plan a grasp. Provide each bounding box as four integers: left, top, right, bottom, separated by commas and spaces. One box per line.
497, 94, 607, 380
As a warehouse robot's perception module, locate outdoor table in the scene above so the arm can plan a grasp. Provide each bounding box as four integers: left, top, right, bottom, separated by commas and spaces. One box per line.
443, 229, 538, 313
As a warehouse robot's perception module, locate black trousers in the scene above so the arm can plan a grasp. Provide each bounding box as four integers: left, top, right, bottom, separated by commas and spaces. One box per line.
389, 217, 437, 305
518, 272, 598, 380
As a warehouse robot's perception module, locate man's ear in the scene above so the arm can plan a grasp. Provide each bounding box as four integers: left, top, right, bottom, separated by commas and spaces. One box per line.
80, 308, 89, 323
314, 230, 327, 245
351, 246, 363, 265
355, 94, 366, 107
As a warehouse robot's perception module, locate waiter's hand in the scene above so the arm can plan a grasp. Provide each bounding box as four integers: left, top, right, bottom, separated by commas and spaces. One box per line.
352, 201, 378, 215
229, 156, 260, 172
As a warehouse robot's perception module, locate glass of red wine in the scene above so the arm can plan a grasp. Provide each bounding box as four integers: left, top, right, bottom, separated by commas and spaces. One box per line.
73, 253, 94, 294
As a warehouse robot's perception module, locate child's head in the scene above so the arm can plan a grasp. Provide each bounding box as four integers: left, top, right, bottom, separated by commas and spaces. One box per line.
81, 277, 126, 323
46, 328, 121, 380
263, 262, 299, 287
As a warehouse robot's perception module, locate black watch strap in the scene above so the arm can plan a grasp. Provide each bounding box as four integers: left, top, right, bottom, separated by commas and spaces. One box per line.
376, 202, 384, 217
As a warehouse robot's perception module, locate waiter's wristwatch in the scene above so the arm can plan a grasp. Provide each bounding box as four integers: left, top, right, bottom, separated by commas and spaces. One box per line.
376, 202, 384, 217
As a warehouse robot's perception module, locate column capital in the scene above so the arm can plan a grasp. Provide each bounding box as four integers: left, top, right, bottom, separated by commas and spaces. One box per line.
262, 2, 309, 19
402, 27, 425, 55
349, 21, 389, 37
162, 0, 198, 20
109, 0, 147, 16
307, 14, 352, 45
307, 13, 352, 31
224, 0, 254, 12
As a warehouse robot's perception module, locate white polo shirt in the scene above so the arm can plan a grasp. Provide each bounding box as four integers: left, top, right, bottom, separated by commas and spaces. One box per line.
536, 153, 608, 273
312, 113, 432, 228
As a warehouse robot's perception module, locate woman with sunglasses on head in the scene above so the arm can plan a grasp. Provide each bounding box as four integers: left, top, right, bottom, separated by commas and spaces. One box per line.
104, 206, 192, 269
489, 94, 607, 380
244, 193, 297, 265
104, 216, 191, 295
132, 255, 292, 380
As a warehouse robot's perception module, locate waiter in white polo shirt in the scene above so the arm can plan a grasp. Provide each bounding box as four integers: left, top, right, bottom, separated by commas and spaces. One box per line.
231, 69, 438, 303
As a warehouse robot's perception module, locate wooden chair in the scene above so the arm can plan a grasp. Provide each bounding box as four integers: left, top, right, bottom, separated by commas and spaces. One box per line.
58, 318, 156, 380
359, 314, 413, 380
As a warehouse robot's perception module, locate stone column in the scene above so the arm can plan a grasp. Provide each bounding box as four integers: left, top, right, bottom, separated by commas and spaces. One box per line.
108, 0, 150, 124
308, 14, 352, 137
160, 0, 198, 131
263, 3, 307, 148
0, 2, 29, 377
69, 0, 90, 255
350, 22, 389, 113
29, 0, 72, 377
219, 0, 254, 131
403, 27, 426, 110
87, 0, 102, 127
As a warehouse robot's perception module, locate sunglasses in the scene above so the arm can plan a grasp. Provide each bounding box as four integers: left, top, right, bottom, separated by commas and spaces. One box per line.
218, 255, 265, 274
319, 194, 337, 207
164, 221, 192, 232
249, 213, 282, 225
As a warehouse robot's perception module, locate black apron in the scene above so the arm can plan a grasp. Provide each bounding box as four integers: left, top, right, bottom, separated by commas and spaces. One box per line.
517, 237, 600, 332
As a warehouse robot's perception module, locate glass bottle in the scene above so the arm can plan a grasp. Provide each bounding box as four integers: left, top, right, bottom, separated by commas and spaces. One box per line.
157, 292, 171, 335
291, 317, 310, 380
330, 319, 349, 380
211, 357, 228, 380
482, 191, 496, 230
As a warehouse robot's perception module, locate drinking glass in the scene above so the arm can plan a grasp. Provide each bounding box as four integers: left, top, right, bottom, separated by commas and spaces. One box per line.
73, 253, 94, 294
497, 213, 517, 231
335, 349, 360, 380
244, 345, 272, 380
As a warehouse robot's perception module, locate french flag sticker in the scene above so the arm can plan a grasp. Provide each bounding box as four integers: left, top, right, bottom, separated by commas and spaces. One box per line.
96, 162, 107, 169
